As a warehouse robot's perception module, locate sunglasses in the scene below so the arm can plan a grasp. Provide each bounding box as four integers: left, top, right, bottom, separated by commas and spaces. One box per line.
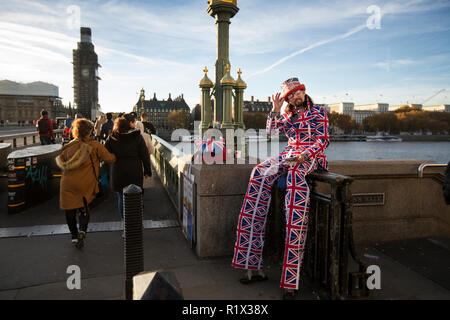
287, 91, 303, 100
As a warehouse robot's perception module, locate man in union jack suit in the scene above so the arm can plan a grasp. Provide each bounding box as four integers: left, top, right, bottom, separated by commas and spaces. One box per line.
231, 77, 330, 297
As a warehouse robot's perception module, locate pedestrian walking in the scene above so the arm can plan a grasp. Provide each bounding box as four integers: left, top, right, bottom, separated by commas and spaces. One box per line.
140, 112, 156, 135
65, 113, 74, 130
94, 114, 106, 141
56, 118, 116, 249
231, 77, 329, 298
105, 116, 152, 237
100, 113, 114, 141
36, 109, 54, 145
136, 120, 155, 155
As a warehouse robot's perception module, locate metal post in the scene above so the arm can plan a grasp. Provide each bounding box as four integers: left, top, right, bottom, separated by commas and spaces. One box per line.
233, 68, 246, 129
207, 0, 239, 126
123, 184, 144, 300
220, 64, 235, 132
339, 181, 351, 298
329, 183, 342, 299
199, 67, 214, 137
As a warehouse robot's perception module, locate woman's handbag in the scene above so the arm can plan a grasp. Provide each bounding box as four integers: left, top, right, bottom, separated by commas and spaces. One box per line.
89, 153, 106, 199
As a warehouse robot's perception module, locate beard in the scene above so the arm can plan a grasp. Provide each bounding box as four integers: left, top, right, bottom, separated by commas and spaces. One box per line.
287, 94, 311, 114
293, 97, 304, 108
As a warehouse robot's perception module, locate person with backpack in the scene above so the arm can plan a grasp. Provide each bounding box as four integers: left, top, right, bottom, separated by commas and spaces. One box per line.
56, 118, 116, 249
36, 109, 54, 145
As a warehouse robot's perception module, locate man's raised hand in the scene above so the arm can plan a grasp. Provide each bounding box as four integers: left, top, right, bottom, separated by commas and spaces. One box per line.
272, 92, 284, 113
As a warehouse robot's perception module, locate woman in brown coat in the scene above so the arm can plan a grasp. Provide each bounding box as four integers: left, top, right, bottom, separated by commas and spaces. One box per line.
56, 118, 116, 248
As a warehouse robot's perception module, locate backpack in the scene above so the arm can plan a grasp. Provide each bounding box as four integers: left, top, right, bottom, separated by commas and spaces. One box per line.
38, 118, 49, 134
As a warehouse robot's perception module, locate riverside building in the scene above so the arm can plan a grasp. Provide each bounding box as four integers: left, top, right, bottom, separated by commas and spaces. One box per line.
0, 80, 65, 123
133, 89, 190, 130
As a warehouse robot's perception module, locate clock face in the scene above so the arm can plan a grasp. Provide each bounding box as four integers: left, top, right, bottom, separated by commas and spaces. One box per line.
81, 68, 89, 77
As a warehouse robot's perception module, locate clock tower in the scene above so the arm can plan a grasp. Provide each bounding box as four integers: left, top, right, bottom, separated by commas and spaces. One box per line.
72, 27, 100, 120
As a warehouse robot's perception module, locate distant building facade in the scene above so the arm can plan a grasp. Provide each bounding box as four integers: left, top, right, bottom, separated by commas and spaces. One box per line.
0, 80, 66, 123
351, 103, 389, 124
422, 104, 450, 112
388, 104, 423, 112
327, 102, 354, 116
73, 27, 100, 120
354, 103, 389, 113
133, 89, 190, 130
243, 96, 273, 113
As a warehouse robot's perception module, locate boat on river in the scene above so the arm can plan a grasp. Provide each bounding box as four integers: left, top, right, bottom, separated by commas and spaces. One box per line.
365, 135, 402, 142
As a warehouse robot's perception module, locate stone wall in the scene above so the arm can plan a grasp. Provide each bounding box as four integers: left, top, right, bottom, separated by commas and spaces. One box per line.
190, 163, 254, 258
327, 160, 449, 245
187, 160, 449, 258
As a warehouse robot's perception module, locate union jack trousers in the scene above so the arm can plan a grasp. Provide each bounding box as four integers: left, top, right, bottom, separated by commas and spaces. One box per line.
232, 102, 329, 290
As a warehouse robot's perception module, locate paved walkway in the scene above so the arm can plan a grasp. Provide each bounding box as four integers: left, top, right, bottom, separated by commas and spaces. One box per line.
0, 170, 449, 300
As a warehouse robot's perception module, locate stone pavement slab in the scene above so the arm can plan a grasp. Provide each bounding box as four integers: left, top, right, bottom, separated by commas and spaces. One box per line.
352, 243, 450, 300
1, 226, 450, 300
0, 227, 312, 300
374, 238, 450, 291
0, 173, 174, 228
1, 162, 449, 300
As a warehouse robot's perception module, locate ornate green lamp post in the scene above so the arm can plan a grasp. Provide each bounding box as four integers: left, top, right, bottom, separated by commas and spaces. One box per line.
220, 64, 236, 132
199, 67, 214, 136
207, 0, 239, 126
233, 68, 246, 129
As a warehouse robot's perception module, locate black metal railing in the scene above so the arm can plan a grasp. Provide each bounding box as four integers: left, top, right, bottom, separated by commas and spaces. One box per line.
265, 170, 370, 300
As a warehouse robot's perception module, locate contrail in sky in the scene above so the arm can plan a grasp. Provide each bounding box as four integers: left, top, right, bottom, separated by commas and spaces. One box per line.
248, 23, 367, 78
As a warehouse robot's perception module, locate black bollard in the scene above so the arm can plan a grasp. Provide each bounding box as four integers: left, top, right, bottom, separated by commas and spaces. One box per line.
7, 157, 27, 213
123, 184, 144, 300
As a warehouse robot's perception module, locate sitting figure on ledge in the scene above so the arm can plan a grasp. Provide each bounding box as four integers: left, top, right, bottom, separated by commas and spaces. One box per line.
231, 77, 330, 298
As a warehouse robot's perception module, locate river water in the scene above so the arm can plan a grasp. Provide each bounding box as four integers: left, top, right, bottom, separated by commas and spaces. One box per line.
314, 141, 450, 164
169, 140, 450, 164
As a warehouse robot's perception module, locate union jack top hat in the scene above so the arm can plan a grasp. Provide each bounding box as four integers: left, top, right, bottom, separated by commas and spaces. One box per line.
280, 77, 306, 102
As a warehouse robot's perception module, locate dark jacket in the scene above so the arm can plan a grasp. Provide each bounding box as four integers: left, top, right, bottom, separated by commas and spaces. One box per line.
143, 121, 156, 135
100, 120, 114, 140
444, 161, 450, 205
37, 116, 54, 138
105, 130, 152, 192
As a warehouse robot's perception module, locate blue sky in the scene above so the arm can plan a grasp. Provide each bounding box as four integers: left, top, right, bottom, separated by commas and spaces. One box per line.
1, 0, 450, 113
